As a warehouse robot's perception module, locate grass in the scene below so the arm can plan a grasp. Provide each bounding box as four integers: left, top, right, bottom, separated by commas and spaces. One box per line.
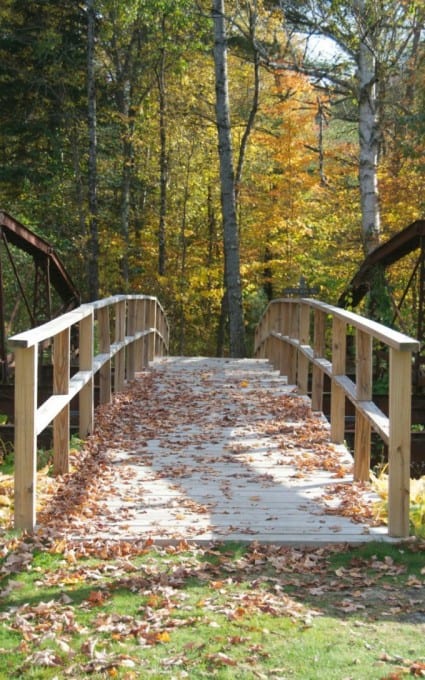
0, 537, 424, 679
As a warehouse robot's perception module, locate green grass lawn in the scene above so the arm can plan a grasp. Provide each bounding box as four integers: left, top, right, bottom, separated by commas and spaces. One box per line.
0, 535, 424, 679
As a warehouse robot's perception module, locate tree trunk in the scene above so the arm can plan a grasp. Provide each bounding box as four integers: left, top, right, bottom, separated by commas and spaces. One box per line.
212, 0, 246, 357
357, 11, 380, 254
86, 0, 99, 301
234, 5, 260, 209
120, 80, 133, 289
157, 35, 167, 277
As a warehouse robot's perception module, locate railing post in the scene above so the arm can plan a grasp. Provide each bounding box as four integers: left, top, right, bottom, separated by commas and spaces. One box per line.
261, 307, 270, 359
268, 301, 279, 369
156, 300, 165, 357
79, 310, 94, 438
311, 309, 325, 412
388, 348, 411, 538
262, 306, 270, 360
53, 327, 70, 475
143, 298, 150, 366
330, 317, 346, 444
135, 297, 146, 371
259, 313, 267, 358
287, 302, 298, 384
14, 345, 37, 530
114, 299, 126, 392
98, 305, 111, 404
147, 298, 156, 362
354, 329, 372, 480
298, 302, 310, 395
126, 299, 137, 381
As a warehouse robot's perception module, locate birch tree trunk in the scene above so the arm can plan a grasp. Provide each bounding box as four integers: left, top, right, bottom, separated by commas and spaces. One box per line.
212, 0, 246, 357
357, 1, 380, 254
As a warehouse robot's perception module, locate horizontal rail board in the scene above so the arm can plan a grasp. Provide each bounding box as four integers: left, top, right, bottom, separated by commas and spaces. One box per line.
333, 375, 390, 443
270, 332, 333, 375
267, 297, 420, 351
36, 370, 93, 435
333, 374, 356, 399
303, 298, 420, 352
314, 357, 333, 376
360, 401, 390, 443
9, 307, 92, 349
93, 352, 112, 373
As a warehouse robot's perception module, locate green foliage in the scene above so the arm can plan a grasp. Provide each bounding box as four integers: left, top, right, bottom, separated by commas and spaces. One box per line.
0, 0, 425, 353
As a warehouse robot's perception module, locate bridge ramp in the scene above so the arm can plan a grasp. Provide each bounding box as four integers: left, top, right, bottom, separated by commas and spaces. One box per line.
59, 357, 390, 546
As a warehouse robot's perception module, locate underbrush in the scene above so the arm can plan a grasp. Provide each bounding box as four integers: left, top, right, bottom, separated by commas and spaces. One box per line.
371, 467, 425, 538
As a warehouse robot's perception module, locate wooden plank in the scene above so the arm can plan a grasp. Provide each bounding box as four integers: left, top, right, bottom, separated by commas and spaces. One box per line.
304, 298, 420, 352
126, 299, 137, 380
354, 413, 371, 480
98, 306, 111, 405
287, 303, 297, 384
388, 348, 411, 538
53, 327, 70, 475
37, 395, 71, 435
330, 317, 346, 444
93, 352, 112, 373
297, 304, 310, 395
79, 311, 94, 438
311, 309, 326, 411
313, 357, 333, 376
36, 372, 92, 435
14, 346, 37, 530
147, 299, 156, 362
354, 329, 372, 480
9, 307, 91, 348
360, 400, 389, 443
334, 374, 356, 398
333, 375, 389, 443
114, 299, 126, 392
135, 298, 146, 370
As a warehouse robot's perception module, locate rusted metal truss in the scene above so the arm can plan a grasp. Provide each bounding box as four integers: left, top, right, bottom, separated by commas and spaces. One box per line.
339, 220, 425, 388
0, 211, 80, 380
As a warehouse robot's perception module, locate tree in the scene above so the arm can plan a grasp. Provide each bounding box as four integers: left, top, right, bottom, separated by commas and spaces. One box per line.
212, 0, 246, 357
277, 0, 425, 253
87, 0, 99, 301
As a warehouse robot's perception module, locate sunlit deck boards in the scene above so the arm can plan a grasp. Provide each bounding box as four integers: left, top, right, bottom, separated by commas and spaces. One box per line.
67, 357, 390, 545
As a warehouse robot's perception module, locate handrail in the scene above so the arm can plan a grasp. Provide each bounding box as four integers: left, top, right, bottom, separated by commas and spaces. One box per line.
254, 298, 420, 538
9, 294, 169, 530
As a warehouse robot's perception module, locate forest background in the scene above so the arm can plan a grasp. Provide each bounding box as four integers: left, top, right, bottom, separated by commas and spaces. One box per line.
1, 0, 425, 356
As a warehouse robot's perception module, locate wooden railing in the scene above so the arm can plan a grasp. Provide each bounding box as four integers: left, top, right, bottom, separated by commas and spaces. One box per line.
254, 298, 420, 538
9, 295, 169, 531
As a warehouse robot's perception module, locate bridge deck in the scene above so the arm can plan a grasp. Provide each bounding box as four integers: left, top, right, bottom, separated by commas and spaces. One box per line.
55, 357, 391, 546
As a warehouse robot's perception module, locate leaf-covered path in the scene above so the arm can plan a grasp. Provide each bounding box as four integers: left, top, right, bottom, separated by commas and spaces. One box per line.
40, 357, 389, 545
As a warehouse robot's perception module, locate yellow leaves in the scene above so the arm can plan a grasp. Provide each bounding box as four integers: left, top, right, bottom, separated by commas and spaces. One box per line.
371, 469, 425, 537
156, 631, 171, 643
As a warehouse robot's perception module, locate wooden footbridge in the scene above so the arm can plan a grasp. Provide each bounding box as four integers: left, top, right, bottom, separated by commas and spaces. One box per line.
8, 294, 420, 543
